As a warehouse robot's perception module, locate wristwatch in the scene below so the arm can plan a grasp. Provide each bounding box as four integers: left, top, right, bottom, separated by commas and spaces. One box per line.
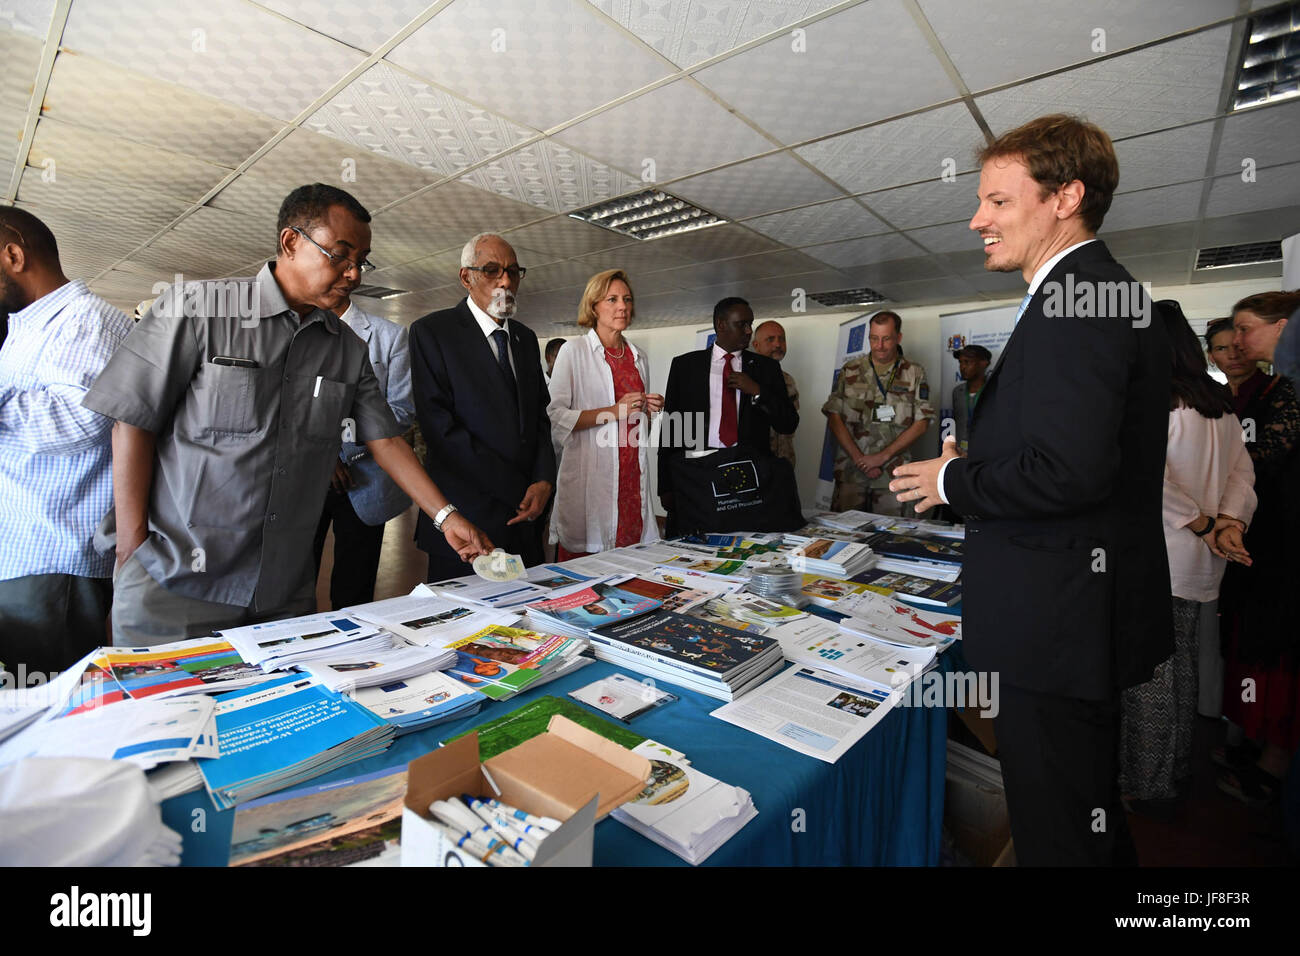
433, 503, 458, 532
1192, 515, 1216, 537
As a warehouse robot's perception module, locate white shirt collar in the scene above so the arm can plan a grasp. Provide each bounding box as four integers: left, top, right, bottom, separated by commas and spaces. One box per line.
712, 343, 741, 361
1027, 238, 1097, 295
466, 295, 509, 338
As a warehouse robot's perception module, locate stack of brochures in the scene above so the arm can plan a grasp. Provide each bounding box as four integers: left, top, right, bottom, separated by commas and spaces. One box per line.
848, 566, 962, 607
787, 537, 877, 577
197, 674, 395, 810
611, 744, 757, 865
352, 671, 485, 735
835, 590, 961, 651
343, 587, 519, 646
443, 623, 592, 700
300, 644, 457, 692
865, 530, 964, 581
93, 639, 279, 699
587, 611, 785, 702
220, 613, 391, 672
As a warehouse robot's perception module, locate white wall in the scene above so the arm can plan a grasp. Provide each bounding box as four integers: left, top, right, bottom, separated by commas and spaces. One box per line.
550, 273, 1276, 517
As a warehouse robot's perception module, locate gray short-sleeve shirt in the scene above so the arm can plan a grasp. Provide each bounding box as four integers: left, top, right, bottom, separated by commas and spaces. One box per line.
83, 263, 401, 610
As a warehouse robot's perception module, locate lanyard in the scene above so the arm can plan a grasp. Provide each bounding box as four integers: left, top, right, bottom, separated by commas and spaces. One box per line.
872, 359, 900, 402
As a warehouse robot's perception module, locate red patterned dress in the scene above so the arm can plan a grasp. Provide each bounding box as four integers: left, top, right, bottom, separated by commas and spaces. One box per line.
556, 342, 645, 561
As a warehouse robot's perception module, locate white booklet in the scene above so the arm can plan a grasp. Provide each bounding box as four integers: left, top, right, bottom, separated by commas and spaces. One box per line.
710, 665, 901, 763
345, 587, 519, 646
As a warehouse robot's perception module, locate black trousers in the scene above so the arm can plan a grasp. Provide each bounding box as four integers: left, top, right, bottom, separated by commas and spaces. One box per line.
993, 683, 1137, 866
312, 489, 386, 610
0, 573, 112, 676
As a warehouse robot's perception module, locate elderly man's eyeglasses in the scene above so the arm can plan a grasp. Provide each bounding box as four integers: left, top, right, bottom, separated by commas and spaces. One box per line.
465, 263, 526, 281
292, 226, 375, 274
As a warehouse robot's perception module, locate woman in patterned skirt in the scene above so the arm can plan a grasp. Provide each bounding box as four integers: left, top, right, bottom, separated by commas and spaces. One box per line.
546, 270, 663, 559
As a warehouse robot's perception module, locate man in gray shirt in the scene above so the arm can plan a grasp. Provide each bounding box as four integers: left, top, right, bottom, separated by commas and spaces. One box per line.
84, 184, 490, 642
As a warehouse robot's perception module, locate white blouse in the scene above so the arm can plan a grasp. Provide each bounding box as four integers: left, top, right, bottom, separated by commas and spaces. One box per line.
546, 329, 659, 553
1163, 405, 1257, 602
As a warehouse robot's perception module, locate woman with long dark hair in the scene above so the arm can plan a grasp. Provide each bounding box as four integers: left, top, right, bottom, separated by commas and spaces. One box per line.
1119, 302, 1255, 813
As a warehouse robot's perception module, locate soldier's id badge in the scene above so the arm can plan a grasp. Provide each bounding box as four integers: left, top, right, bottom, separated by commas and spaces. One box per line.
875, 405, 896, 422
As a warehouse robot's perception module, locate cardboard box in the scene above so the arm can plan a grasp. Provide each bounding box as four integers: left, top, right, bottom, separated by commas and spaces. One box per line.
401, 714, 650, 867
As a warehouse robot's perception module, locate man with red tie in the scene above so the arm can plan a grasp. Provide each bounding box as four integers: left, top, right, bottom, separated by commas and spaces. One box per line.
658, 297, 799, 535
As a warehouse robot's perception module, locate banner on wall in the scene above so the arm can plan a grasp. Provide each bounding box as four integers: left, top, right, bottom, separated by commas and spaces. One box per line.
938, 306, 1018, 440
1284, 233, 1298, 290
812, 313, 872, 510
694, 327, 716, 350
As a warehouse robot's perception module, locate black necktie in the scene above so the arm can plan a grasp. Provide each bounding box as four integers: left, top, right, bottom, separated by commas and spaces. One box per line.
492, 327, 518, 399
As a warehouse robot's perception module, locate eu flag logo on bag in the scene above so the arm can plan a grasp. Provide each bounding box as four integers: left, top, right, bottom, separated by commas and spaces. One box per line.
713, 460, 759, 498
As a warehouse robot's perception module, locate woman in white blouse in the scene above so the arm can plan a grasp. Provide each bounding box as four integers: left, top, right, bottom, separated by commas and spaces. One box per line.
1119, 302, 1256, 814
547, 270, 663, 558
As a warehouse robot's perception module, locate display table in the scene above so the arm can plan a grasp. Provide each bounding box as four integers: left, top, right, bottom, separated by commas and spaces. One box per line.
165, 653, 949, 866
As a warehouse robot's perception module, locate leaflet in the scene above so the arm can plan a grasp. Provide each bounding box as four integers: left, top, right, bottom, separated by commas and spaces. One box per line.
344, 587, 518, 646
710, 665, 901, 763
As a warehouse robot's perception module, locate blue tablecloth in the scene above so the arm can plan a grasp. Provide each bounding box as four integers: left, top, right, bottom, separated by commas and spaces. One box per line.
166, 657, 948, 866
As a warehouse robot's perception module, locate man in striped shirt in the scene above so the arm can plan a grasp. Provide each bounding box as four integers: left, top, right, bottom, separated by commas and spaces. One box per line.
0, 208, 131, 675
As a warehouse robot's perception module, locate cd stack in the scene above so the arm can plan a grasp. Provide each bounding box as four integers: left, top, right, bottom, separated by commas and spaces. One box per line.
746, 562, 807, 609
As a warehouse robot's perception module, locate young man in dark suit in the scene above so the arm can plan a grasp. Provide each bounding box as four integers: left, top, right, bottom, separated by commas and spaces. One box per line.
408, 233, 556, 582
658, 297, 799, 535
891, 114, 1173, 866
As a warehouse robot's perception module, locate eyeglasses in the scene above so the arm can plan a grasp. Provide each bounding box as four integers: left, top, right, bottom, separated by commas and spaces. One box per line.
292, 226, 375, 274
465, 262, 526, 282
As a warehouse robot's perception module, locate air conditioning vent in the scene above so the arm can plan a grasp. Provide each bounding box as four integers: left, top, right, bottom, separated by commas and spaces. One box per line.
807, 287, 889, 307
1194, 241, 1284, 270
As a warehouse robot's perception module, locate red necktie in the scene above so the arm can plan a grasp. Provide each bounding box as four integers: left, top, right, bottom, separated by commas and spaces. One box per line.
719, 352, 738, 447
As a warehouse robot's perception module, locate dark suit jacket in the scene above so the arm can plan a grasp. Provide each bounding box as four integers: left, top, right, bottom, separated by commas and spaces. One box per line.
408, 299, 556, 563
658, 347, 798, 501
943, 240, 1174, 700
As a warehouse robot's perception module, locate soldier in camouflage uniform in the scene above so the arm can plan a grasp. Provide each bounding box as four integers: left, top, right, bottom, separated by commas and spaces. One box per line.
822, 312, 933, 515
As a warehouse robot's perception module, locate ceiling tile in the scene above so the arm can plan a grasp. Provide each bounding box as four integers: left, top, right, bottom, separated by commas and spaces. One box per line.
305, 61, 535, 178
0, 29, 42, 114
669, 151, 841, 219
127, 207, 277, 279
796, 103, 984, 194
648, 246, 832, 289
1113, 120, 1217, 191
906, 220, 982, 254
368, 180, 546, 267
205, 172, 294, 234
918, 0, 1238, 92
686, 268, 852, 304
696, 0, 959, 144
747, 197, 889, 247
367, 250, 465, 295
571, 241, 693, 277
860, 171, 979, 230
41, 52, 286, 167
586, 0, 832, 68
26, 119, 232, 203
503, 216, 630, 258
1198, 207, 1300, 246
14, 200, 161, 260
243, 125, 444, 212
1212, 100, 1300, 176
802, 232, 925, 268
1097, 222, 1198, 258
877, 275, 979, 305
556, 78, 776, 182
257, 0, 432, 53
975, 27, 1232, 140
1206, 161, 1300, 217
1119, 249, 1194, 285
459, 138, 639, 213
1100, 181, 1205, 231
388, 0, 673, 132
838, 256, 952, 285
521, 258, 612, 294
642, 223, 784, 261
16, 166, 192, 233
2, 1, 55, 38
61, 0, 366, 122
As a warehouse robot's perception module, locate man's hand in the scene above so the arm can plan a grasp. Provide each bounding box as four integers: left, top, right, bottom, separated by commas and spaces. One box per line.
329, 460, 354, 494
726, 369, 760, 397
888, 436, 961, 514
508, 480, 552, 525
441, 511, 494, 561
115, 531, 147, 574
